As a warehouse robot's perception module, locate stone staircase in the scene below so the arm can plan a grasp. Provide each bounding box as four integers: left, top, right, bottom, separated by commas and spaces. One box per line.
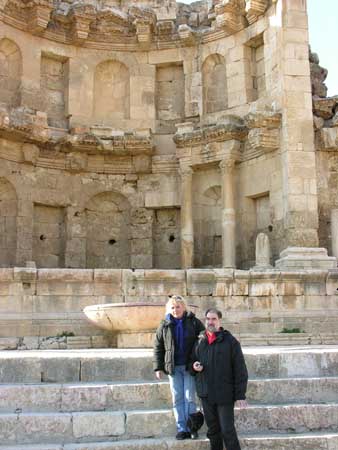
0, 347, 338, 449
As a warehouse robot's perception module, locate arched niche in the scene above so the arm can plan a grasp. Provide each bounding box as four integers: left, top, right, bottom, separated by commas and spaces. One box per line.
85, 191, 131, 268
202, 54, 227, 114
0, 178, 18, 267
194, 184, 222, 268
0, 38, 22, 107
93, 60, 130, 124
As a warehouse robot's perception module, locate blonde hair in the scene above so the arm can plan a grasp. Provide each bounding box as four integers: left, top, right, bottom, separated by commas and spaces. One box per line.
166, 295, 188, 314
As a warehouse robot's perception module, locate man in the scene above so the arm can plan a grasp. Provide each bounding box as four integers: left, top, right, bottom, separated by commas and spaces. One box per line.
191, 308, 248, 450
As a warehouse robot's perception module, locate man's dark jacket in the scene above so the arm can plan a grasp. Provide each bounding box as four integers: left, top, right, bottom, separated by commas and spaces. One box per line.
153, 311, 205, 375
191, 329, 248, 405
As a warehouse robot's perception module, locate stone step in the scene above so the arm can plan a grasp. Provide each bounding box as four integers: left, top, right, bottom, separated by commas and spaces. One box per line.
1, 377, 338, 413
1, 432, 338, 449
1, 432, 338, 450
2, 404, 338, 445
1, 346, 338, 383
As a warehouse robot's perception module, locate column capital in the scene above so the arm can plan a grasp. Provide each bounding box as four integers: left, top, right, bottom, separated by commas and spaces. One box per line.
179, 166, 194, 178
219, 158, 236, 171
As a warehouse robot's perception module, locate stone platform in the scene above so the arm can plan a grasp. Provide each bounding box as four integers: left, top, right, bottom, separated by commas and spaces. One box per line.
1, 267, 338, 348
0, 347, 338, 449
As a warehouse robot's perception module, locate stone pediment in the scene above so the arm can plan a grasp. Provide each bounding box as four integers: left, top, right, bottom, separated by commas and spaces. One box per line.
1, 0, 271, 48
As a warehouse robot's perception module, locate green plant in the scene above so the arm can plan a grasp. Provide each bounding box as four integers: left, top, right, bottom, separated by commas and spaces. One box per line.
279, 327, 305, 334
56, 331, 75, 338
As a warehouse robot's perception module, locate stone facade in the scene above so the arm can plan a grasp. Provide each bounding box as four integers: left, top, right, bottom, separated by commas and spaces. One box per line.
0, 0, 334, 271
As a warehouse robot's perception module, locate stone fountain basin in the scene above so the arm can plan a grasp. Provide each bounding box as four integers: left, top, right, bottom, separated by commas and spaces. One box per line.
83, 302, 167, 332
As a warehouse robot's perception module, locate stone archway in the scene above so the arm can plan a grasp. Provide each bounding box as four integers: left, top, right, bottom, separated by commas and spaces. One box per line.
0, 38, 22, 107
202, 54, 227, 114
85, 191, 131, 268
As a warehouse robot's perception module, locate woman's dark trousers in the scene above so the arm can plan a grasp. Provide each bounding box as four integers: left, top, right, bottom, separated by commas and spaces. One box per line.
201, 399, 241, 450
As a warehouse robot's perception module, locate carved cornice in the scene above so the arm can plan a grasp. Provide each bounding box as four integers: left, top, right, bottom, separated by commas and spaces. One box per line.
0, 105, 50, 143
1, 0, 271, 49
245, 0, 268, 25
244, 111, 281, 157
215, 0, 247, 33
174, 117, 247, 149
0, 106, 154, 158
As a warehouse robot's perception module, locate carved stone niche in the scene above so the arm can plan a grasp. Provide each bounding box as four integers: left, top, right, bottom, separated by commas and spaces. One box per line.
215, 0, 246, 34
26, 0, 54, 35
245, 0, 268, 25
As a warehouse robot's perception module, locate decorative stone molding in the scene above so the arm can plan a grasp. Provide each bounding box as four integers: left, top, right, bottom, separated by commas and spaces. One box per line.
26, 0, 54, 35
69, 4, 96, 45
156, 20, 175, 39
0, 106, 50, 143
174, 116, 247, 148
215, 0, 246, 33
244, 112, 281, 157
1, 0, 273, 49
245, 0, 268, 25
130, 6, 156, 44
57, 130, 154, 157
177, 24, 195, 45
247, 128, 279, 153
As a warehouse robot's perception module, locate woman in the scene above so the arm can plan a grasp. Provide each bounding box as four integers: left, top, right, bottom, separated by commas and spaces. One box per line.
153, 295, 205, 440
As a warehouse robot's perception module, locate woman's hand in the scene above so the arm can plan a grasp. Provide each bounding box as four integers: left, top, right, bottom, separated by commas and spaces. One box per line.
193, 361, 203, 372
155, 370, 164, 380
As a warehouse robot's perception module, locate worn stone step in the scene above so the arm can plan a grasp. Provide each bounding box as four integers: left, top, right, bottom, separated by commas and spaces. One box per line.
1, 377, 338, 413
1, 432, 338, 450
2, 404, 338, 445
1, 346, 338, 383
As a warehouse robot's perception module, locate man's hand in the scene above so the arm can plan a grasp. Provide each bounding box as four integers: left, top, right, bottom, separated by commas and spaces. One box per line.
155, 370, 164, 380
235, 400, 248, 408
193, 361, 204, 372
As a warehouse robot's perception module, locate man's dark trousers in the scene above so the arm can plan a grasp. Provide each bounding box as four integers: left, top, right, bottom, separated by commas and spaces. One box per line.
201, 399, 241, 450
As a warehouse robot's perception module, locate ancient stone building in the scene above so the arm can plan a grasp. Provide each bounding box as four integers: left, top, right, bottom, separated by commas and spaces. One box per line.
1, 0, 338, 348
1, 0, 335, 272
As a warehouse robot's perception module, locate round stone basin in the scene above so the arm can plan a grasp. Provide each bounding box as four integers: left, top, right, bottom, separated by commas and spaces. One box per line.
83, 302, 167, 332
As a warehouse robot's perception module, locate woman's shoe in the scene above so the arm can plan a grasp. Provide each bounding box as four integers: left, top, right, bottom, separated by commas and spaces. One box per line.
176, 431, 188, 440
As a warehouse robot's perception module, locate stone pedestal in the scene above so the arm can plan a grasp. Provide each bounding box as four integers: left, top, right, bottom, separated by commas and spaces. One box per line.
275, 247, 337, 270
220, 159, 236, 268
253, 233, 272, 270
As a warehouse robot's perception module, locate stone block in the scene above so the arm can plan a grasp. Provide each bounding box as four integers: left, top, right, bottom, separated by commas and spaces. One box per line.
276, 247, 337, 270
125, 410, 174, 438
186, 269, 215, 296
72, 411, 125, 438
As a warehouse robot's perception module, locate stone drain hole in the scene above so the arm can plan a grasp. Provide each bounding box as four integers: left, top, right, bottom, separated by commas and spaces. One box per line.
169, 235, 175, 242
109, 239, 117, 245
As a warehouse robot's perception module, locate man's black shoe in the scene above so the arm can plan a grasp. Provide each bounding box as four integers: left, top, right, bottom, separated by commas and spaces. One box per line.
176, 431, 189, 440
190, 431, 199, 440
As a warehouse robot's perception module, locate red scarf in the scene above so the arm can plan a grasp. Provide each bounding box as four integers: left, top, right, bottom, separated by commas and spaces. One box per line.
206, 330, 217, 345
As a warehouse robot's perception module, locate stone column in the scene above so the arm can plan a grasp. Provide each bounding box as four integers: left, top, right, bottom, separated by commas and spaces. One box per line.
220, 159, 236, 268
331, 209, 338, 260
180, 166, 194, 269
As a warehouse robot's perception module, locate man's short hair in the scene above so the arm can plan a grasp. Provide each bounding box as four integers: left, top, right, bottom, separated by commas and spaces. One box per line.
205, 308, 222, 319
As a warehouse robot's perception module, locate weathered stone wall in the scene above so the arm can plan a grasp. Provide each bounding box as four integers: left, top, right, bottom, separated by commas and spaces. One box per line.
0, 0, 335, 271
0, 267, 338, 347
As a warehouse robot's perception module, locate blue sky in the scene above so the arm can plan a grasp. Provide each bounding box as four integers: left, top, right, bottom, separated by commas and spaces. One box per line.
181, 0, 338, 96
